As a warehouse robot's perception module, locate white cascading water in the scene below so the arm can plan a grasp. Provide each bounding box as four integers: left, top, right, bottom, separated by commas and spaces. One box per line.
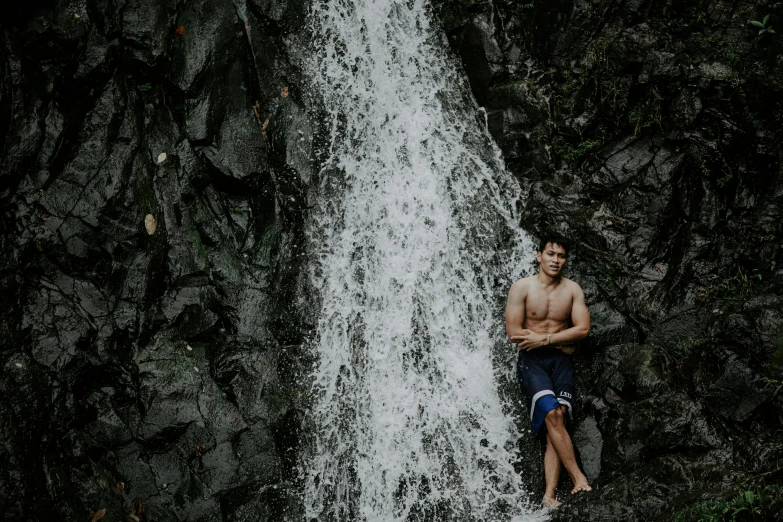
302, 0, 540, 520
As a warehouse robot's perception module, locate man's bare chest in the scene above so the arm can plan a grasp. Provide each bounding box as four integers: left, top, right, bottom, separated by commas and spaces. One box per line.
525, 287, 573, 322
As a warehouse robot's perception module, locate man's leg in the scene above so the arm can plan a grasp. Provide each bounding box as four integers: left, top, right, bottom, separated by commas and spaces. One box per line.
544, 406, 592, 494
543, 432, 563, 507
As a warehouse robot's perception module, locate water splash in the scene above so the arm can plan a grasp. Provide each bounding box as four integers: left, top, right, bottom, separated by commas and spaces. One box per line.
301, 0, 539, 519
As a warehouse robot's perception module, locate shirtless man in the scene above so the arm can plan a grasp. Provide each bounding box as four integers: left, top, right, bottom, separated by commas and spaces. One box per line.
505, 235, 592, 509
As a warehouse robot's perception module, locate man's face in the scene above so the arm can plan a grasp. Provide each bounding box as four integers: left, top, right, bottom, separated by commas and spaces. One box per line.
536, 242, 568, 277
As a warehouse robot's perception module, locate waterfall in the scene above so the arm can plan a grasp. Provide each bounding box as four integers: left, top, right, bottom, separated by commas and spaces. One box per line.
301, 0, 539, 519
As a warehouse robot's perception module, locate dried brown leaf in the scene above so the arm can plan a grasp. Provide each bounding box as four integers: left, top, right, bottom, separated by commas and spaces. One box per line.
130, 498, 146, 516
157, 152, 167, 164
252, 102, 270, 135
281, 87, 289, 98
91, 508, 106, 522
195, 437, 206, 457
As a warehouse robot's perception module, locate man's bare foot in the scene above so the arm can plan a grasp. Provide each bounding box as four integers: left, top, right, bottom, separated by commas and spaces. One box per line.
570, 478, 592, 494
543, 495, 562, 509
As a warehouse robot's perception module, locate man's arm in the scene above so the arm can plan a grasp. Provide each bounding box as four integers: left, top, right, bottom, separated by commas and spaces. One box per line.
549, 284, 590, 345
505, 279, 529, 340
515, 283, 590, 351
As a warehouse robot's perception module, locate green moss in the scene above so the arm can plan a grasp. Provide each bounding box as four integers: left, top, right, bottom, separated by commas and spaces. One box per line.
691, 146, 712, 177
584, 36, 610, 72
561, 73, 586, 96
673, 484, 783, 522
677, 335, 708, 356
701, 266, 762, 308
628, 90, 662, 137
763, 334, 783, 397
705, 33, 744, 70
496, 0, 535, 14
529, 125, 547, 145
431, 0, 477, 30
556, 138, 602, 163
690, 146, 734, 187
433, 0, 534, 31
772, 333, 783, 369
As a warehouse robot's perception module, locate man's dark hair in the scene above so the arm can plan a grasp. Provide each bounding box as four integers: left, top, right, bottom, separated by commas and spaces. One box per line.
537, 234, 570, 257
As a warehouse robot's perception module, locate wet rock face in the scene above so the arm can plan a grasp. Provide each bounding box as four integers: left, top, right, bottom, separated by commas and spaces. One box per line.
0, 0, 318, 520
437, 0, 783, 519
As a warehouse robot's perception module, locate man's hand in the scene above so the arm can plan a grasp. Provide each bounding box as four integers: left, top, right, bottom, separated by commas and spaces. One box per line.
509, 329, 530, 350
510, 330, 549, 351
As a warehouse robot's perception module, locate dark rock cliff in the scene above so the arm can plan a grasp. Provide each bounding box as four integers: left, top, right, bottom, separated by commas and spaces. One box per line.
2, 0, 783, 521
437, 0, 783, 519
0, 0, 316, 520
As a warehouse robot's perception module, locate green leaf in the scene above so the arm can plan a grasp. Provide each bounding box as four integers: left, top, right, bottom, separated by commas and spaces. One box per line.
763, 14, 770, 25
769, 28, 776, 33
746, 490, 755, 504
751, 20, 765, 27
760, 29, 766, 35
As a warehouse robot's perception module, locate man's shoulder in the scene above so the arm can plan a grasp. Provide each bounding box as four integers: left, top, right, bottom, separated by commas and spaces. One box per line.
508, 276, 533, 295
511, 275, 535, 288
562, 277, 585, 295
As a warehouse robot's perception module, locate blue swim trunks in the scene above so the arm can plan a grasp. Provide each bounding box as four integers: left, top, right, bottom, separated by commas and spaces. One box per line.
517, 348, 575, 439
